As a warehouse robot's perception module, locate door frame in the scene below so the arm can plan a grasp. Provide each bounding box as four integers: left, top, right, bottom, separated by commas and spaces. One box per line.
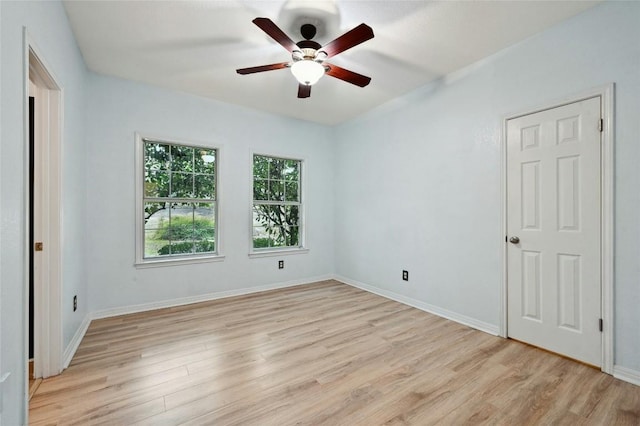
23, 30, 64, 384
500, 84, 614, 374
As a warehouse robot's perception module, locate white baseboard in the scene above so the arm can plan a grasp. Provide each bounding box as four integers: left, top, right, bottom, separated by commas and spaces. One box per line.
334, 275, 500, 336
614, 365, 640, 387
91, 274, 333, 320
63, 313, 91, 369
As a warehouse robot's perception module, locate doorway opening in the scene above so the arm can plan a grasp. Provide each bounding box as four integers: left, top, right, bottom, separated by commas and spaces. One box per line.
26, 38, 64, 408
28, 91, 40, 399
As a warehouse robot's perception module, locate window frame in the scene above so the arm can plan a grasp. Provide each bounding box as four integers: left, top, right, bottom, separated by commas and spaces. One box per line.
249, 152, 308, 257
135, 133, 224, 267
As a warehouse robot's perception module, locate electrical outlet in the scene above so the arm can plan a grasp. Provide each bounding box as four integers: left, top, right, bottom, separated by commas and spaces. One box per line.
73, 295, 77, 312
402, 270, 409, 281
278, 260, 284, 269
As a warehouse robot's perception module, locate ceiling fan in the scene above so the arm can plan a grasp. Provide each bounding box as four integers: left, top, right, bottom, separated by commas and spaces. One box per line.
236, 18, 374, 98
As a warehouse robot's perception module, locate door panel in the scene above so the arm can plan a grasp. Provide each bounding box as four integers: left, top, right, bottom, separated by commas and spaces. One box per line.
507, 97, 601, 367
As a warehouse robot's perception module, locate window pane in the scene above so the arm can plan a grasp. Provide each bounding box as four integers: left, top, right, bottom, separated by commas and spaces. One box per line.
287, 226, 300, 247
269, 158, 284, 180
283, 160, 299, 181
266, 205, 288, 245
253, 204, 272, 233
195, 203, 215, 226
145, 142, 170, 171
171, 145, 194, 171
271, 235, 286, 248
144, 202, 168, 226
169, 203, 194, 241
270, 180, 284, 202
254, 179, 268, 201
171, 172, 194, 198
194, 203, 215, 253
194, 149, 215, 174
195, 240, 215, 253
194, 174, 215, 199
144, 203, 169, 258
253, 226, 271, 248
253, 155, 269, 180
284, 205, 300, 227
252, 206, 264, 227
170, 240, 194, 255
284, 181, 299, 202
145, 171, 170, 197
145, 230, 170, 258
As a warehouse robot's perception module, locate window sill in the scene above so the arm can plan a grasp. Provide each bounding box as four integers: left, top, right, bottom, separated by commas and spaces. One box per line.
135, 254, 225, 268
248, 248, 309, 259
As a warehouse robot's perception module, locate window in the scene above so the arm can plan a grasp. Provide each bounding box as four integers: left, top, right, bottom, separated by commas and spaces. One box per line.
137, 136, 219, 264
252, 154, 303, 251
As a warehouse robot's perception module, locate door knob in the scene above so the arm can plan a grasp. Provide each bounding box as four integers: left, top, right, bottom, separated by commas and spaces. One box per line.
509, 236, 520, 244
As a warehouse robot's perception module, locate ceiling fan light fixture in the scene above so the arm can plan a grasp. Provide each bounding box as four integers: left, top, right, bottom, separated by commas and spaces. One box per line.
291, 59, 325, 86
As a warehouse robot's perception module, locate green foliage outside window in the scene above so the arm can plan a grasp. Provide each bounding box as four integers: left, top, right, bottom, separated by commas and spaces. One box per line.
143, 140, 216, 258
253, 155, 301, 249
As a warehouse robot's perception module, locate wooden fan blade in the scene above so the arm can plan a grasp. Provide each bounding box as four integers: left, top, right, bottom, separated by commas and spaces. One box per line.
325, 64, 371, 87
236, 62, 289, 75
298, 84, 311, 98
320, 23, 374, 58
253, 17, 298, 53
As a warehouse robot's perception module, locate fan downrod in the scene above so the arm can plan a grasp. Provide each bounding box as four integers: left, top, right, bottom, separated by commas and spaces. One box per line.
300, 24, 317, 40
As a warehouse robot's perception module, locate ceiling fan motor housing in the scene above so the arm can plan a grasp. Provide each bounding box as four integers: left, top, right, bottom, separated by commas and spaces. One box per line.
279, 0, 341, 43
300, 23, 317, 40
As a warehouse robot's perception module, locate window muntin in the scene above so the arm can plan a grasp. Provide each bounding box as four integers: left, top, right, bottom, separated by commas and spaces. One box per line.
142, 139, 217, 260
252, 154, 302, 250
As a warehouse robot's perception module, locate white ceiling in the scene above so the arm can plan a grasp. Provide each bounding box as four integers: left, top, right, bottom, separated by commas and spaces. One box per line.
63, 0, 600, 125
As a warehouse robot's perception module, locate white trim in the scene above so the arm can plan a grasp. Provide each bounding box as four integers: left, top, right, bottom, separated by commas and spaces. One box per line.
500, 104, 508, 339
25, 31, 64, 381
62, 314, 91, 369
613, 366, 640, 387
91, 275, 332, 320
134, 132, 224, 265
335, 275, 500, 336
248, 248, 309, 258
135, 254, 225, 268
500, 84, 615, 375
599, 84, 615, 376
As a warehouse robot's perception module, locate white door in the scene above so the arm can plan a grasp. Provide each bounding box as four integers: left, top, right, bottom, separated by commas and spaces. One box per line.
506, 96, 601, 367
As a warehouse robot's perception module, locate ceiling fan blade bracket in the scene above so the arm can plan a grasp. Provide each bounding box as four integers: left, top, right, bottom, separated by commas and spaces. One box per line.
296, 40, 321, 51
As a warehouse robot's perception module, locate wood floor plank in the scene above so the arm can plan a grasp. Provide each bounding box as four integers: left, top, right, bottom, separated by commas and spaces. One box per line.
29, 280, 640, 425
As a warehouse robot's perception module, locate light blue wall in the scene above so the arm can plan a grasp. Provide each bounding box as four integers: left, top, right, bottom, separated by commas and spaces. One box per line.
85, 74, 335, 312
334, 1, 640, 372
1, 1, 639, 424
0, 1, 88, 424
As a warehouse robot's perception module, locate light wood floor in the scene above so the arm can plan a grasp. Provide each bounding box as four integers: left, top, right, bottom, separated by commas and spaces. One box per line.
30, 280, 639, 425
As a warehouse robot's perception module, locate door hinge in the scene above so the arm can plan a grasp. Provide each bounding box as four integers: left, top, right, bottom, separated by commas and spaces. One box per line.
599, 318, 603, 332
599, 118, 604, 132
34, 242, 43, 251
